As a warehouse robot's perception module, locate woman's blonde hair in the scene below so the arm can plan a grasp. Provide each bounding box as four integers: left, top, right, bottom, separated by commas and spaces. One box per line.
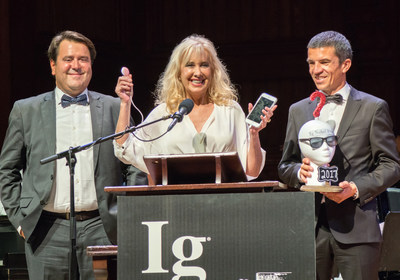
154, 34, 238, 113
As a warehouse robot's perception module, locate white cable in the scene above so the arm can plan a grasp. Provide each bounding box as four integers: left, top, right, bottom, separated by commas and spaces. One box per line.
121, 67, 144, 124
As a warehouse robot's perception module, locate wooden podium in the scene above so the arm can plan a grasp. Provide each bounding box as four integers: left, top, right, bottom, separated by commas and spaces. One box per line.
104, 153, 316, 279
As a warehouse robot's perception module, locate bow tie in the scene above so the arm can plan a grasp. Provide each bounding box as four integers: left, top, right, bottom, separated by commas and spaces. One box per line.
310, 90, 343, 118
61, 94, 89, 108
325, 94, 343, 104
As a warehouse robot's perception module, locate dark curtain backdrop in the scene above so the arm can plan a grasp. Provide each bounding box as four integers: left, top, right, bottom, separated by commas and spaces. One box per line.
1, 0, 399, 180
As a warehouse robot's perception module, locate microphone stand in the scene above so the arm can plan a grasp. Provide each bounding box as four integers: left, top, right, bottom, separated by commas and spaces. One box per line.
40, 114, 172, 280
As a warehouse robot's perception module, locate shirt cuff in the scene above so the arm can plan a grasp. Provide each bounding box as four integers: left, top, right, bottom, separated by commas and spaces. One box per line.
113, 133, 132, 153
350, 181, 359, 199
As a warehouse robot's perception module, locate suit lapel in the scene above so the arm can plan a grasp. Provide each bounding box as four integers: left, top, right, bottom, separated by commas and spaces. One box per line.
336, 87, 361, 144
304, 98, 318, 123
88, 91, 103, 170
40, 92, 56, 155
308, 99, 318, 120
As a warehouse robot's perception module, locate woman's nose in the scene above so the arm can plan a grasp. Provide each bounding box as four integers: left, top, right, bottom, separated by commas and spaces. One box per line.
194, 66, 202, 76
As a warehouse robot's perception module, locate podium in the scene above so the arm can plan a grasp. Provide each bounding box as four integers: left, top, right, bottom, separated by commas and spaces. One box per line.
105, 153, 316, 279
379, 211, 400, 277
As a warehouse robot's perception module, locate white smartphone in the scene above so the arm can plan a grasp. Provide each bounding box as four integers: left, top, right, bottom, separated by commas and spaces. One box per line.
246, 93, 277, 127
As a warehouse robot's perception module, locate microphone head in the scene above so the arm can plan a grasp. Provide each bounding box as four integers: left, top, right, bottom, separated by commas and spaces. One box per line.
167, 99, 194, 132
179, 99, 194, 115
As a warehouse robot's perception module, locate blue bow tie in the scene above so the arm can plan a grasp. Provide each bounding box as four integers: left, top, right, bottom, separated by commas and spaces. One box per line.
61, 94, 89, 108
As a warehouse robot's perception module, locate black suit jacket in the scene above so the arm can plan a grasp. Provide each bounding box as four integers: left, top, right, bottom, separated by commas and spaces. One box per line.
0, 90, 147, 246
278, 86, 400, 244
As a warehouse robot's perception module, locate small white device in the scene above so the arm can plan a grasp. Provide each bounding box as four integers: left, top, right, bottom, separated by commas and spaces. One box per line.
120, 66, 144, 123
246, 93, 277, 127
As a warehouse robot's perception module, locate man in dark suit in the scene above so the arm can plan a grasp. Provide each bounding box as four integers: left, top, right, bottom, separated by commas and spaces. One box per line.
278, 31, 400, 280
0, 30, 147, 279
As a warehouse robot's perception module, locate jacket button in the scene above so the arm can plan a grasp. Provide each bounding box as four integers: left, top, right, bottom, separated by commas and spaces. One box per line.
40, 200, 46, 205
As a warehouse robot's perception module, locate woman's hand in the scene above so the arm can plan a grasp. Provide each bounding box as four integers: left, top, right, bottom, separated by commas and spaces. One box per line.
115, 67, 133, 143
248, 103, 277, 134
115, 68, 133, 104
245, 103, 277, 177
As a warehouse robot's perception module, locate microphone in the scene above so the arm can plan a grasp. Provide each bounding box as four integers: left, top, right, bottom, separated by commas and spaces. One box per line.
167, 99, 194, 132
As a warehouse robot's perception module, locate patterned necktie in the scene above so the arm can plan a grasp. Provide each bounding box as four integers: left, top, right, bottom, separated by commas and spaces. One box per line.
325, 94, 343, 104
61, 94, 89, 108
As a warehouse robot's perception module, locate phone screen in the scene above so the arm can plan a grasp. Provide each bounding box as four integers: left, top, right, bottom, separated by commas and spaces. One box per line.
248, 96, 275, 123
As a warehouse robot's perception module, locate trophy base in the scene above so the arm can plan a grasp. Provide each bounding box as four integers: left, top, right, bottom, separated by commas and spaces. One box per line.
300, 185, 343, 192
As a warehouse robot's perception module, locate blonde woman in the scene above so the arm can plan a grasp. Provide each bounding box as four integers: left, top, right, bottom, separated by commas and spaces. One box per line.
114, 34, 276, 179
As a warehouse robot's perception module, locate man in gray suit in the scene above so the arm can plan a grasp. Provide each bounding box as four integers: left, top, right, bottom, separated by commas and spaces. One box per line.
278, 31, 400, 279
0, 30, 147, 279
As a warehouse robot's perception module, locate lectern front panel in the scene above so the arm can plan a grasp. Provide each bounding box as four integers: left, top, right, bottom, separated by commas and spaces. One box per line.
118, 192, 315, 279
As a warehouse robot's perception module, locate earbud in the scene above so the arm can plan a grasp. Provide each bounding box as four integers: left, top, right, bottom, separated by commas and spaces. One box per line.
121, 67, 130, 76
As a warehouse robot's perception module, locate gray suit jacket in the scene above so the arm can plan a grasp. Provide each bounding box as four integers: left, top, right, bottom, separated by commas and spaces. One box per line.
278, 86, 400, 244
0, 90, 147, 247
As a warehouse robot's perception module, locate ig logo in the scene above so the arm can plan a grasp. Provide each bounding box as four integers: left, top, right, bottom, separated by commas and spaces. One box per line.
142, 221, 210, 279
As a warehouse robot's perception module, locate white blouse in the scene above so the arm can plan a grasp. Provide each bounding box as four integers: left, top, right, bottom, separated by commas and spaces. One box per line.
114, 101, 266, 178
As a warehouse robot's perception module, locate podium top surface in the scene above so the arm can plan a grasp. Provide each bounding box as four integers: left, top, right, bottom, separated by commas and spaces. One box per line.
86, 245, 118, 257
105, 181, 279, 196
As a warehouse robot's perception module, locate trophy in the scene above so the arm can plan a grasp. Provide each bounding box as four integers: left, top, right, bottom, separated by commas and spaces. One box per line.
298, 120, 342, 192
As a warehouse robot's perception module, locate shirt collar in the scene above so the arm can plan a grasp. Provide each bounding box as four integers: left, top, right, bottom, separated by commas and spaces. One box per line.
336, 83, 350, 101
320, 83, 350, 101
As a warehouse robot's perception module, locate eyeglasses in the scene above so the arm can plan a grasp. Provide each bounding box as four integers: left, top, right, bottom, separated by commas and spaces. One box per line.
299, 136, 338, 149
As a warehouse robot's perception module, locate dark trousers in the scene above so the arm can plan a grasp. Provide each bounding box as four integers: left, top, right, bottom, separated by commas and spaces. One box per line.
24, 214, 111, 280
316, 221, 381, 280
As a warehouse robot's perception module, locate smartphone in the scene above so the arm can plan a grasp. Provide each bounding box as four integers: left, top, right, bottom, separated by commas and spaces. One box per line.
246, 93, 277, 127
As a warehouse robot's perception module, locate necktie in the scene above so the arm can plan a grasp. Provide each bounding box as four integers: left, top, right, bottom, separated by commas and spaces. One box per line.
61, 94, 89, 108
325, 94, 343, 104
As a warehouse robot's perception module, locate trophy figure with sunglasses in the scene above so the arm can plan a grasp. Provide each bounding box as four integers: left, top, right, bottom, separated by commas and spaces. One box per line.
298, 120, 341, 192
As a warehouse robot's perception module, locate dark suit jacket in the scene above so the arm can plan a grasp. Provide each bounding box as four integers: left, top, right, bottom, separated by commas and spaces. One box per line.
278, 85, 400, 244
0, 90, 147, 247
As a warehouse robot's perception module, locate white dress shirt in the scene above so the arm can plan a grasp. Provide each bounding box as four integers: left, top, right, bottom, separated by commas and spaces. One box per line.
316, 83, 350, 134
317, 83, 358, 199
43, 88, 98, 213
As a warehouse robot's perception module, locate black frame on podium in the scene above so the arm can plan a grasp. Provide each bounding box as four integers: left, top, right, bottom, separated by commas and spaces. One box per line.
143, 151, 247, 186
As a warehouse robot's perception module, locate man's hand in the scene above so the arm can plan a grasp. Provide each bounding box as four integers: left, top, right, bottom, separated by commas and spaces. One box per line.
300, 158, 313, 183
322, 181, 358, 204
